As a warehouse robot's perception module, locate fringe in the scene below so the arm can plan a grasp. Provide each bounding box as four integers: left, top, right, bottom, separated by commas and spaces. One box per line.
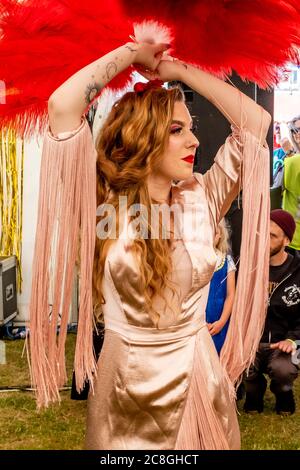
220, 112, 270, 388
175, 335, 235, 450
29, 120, 97, 407
175, 110, 269, 450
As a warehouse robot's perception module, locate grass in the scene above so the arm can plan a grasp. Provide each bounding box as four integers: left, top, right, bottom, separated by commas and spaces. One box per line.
238, 379, 300, 450
0, 334, 86, 450
0, 335, 299, 450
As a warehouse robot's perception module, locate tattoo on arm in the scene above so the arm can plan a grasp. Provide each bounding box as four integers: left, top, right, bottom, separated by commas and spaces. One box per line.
85, 82, 102, 105
125, 45, 137, 53
106, 62, 118, 81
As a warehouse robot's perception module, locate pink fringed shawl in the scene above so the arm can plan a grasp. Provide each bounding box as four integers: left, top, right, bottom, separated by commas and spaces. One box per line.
29, 120, 97, 407
220, 117, 270, 389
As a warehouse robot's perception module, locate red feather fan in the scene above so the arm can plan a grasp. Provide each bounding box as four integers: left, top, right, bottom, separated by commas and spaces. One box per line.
123, 0, 300, 85
0, 0, 300, 136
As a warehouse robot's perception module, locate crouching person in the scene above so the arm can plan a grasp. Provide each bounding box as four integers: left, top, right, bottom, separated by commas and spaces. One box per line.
244, 209, 300, 415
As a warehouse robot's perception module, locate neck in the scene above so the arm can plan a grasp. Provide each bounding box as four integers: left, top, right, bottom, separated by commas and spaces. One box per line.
270, 249, 288, 266
147, 173, 172, 204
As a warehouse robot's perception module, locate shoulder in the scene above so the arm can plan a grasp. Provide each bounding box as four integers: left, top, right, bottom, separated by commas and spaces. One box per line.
285, 153, 300, 167
227, 254, 236, 273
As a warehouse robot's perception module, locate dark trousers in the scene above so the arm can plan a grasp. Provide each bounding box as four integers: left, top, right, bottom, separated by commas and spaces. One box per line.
244, 344, 299, 398
71, 324, 105, 400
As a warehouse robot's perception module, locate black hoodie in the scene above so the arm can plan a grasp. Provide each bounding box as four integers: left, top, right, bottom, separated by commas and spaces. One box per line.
261, 250, 300, 343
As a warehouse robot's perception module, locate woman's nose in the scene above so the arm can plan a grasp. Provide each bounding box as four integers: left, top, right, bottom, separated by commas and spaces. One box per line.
188, 132, 199, 149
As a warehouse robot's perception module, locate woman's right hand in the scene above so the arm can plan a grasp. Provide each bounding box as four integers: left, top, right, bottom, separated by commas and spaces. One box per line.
132, 42, 171, 72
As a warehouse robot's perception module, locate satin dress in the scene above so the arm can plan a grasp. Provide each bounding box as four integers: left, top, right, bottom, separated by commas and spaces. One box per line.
84, 124, 248, 450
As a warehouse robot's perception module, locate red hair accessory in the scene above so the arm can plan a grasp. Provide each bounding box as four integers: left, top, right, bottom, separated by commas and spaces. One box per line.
134, 79, 164, 94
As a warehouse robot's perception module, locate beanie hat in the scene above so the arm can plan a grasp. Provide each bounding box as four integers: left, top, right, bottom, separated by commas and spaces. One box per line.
270, 209, 296, 242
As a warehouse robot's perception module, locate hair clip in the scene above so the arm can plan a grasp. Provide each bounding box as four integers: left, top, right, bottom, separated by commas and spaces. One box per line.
134, 79, 164, 94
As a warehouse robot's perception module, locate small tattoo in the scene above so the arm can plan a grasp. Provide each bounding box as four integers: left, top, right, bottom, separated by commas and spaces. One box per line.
106, 62, 118, 80
85, 82, 101, 104
182, 63, 188, 70
125, 45, 137, 53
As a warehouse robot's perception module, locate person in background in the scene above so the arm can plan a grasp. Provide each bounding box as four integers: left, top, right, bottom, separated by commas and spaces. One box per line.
244, 209, 300, 415
272, 137, 295, 189
273, 121, 282, 150
271, 117, 300, 215
288, 115, 300, 154
282, 136, 300, 252
206, 219, 236, 355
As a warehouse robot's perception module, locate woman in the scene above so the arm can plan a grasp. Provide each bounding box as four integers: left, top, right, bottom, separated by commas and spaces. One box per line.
33, 39, 270, 449
206, 219, 236, 355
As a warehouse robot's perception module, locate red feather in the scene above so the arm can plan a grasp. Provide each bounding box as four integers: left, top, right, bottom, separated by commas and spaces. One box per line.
123, 0, 300, 86
1, 0, 300, 136
0, 0, 132, 135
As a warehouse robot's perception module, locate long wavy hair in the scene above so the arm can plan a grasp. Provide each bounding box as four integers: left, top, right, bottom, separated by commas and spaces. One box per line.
215, 219, 232, 255
93, 85, 185, 324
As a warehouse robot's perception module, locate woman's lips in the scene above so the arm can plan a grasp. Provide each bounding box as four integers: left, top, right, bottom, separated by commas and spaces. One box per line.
182, 155, 194, 164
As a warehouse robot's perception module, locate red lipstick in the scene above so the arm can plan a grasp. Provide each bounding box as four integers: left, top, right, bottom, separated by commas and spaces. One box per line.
182, 155, 194, 164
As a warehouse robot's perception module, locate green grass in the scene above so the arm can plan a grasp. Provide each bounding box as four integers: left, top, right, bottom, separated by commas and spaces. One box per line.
0, 336, 299, 450
238, 379, 300, 450
0, 334, 86, 450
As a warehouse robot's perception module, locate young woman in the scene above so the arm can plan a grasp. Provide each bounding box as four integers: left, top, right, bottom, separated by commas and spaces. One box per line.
206, 219, 236, 355
31, 39, 271, 450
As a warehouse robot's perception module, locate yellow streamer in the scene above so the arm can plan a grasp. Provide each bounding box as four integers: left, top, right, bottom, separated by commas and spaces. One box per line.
0, 129, 24, 292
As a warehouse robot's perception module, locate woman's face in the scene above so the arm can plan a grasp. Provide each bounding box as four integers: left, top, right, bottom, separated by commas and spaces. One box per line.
155, 101, 199, 181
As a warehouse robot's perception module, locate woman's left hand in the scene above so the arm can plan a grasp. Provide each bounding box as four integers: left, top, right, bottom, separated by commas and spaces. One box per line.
207, 320, 224, 336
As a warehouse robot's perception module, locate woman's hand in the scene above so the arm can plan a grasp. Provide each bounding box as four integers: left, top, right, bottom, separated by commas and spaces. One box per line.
48, 41, 170, 135
132, 42, 171, 72
135, 55, 188, 83
207, 320, 224, 336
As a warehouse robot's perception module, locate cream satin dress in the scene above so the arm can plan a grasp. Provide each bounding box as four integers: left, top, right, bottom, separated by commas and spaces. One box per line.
84, 125, 247, 450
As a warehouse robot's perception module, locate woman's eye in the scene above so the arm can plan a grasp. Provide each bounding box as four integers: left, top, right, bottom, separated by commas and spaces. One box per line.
170, 127, 182, 134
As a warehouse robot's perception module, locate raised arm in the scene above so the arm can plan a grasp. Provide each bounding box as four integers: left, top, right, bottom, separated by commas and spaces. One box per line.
142, 59, 271, 143
178, 63, 271, 142
48, 42, 169, 135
